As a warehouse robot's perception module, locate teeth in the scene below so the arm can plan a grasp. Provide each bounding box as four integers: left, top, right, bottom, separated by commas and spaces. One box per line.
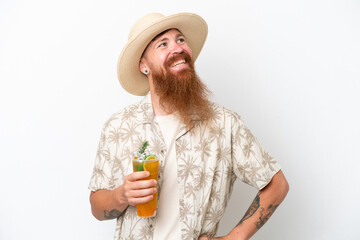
171, 60, 185, 67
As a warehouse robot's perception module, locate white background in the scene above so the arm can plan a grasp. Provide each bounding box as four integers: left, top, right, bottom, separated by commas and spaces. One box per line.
1, 0, 359, 239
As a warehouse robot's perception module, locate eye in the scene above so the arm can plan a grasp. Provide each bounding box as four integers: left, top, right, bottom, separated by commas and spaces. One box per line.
177, 37, 185, 43
158, 42, 167, 48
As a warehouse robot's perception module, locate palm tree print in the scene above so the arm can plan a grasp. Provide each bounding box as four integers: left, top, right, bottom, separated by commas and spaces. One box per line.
194, 170, 212, 191
88, 94, 281, 239
205, 207, 224, 227
120, 122, 139, 144
108, 127, 121, 146
179, 199, 194, 222
178, 156, 200, 182
262, 150, 277, 171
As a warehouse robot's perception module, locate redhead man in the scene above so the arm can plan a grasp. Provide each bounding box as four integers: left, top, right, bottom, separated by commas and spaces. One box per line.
89, 13, 289, 240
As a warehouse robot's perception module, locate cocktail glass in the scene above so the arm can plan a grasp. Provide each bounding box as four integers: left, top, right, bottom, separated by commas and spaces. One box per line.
132, 156, 159, 217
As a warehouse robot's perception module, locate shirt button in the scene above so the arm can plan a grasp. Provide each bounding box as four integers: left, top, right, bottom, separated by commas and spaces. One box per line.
161, 150, 164, 154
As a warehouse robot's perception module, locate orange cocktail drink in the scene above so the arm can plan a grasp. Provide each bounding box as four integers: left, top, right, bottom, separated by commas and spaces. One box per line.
132, 155, 159, 217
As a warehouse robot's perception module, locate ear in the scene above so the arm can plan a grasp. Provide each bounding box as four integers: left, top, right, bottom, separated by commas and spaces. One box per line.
139, 60, 147, 74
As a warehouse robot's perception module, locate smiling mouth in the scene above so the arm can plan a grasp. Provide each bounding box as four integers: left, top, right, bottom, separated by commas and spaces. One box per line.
170, 59, 186, 67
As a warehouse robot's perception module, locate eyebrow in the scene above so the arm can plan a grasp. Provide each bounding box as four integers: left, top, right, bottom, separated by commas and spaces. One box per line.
175, 33, 185, 39
155, 37, 169, 44
154, 32, 185, 46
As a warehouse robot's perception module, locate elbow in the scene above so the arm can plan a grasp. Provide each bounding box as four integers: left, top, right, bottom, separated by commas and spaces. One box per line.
268, 170, 289, 201
90, 191, 105, 221
282, 177, 290, 199
278, 171, 289, 201
260, 170, 289, 205
91, 207, 104, 221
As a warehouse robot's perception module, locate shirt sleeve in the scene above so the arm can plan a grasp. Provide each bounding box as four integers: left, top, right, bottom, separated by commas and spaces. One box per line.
88, 122, 116, 192
231, 112, 281, 190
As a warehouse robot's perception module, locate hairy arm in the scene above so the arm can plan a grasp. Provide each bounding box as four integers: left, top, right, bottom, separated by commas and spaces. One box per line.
200, 170, 289, 240
90, 171, 157, 220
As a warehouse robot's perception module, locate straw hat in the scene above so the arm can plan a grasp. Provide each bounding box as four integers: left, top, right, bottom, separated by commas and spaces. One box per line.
117, 13, 208, 96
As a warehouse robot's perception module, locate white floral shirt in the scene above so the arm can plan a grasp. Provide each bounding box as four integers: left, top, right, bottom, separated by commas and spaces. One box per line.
89, 93, 281, 240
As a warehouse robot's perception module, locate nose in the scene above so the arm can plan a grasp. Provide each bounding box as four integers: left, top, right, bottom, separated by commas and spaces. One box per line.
171, 42, 184, 54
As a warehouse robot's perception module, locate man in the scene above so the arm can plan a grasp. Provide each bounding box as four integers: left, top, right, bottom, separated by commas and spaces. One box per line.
89, 13, 289, 240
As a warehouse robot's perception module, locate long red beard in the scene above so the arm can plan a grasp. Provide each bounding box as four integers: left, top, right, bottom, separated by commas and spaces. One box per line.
150, 52, 212, 128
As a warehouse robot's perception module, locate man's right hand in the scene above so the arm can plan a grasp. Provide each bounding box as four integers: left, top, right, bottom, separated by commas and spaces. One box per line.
118, 171, 157, 206
90, 171, 157, 220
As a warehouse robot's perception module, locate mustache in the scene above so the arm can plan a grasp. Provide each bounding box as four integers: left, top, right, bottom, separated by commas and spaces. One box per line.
165, 51, 192, 67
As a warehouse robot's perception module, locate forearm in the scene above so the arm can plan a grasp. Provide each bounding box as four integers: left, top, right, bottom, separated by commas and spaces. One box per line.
90, 186, 128, 221
229, 170, 289, 240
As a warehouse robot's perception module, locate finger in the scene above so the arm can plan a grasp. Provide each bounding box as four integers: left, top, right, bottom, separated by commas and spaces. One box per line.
126, 171, 150, 181
131, 179, 157, 189
128, 195, 154, 206
123, 180, 157, 197
124, 181, 156, 196
128, 187, 157, 198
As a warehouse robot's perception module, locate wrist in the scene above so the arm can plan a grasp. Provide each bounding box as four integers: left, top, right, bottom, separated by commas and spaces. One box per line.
112, 185, 128, 208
